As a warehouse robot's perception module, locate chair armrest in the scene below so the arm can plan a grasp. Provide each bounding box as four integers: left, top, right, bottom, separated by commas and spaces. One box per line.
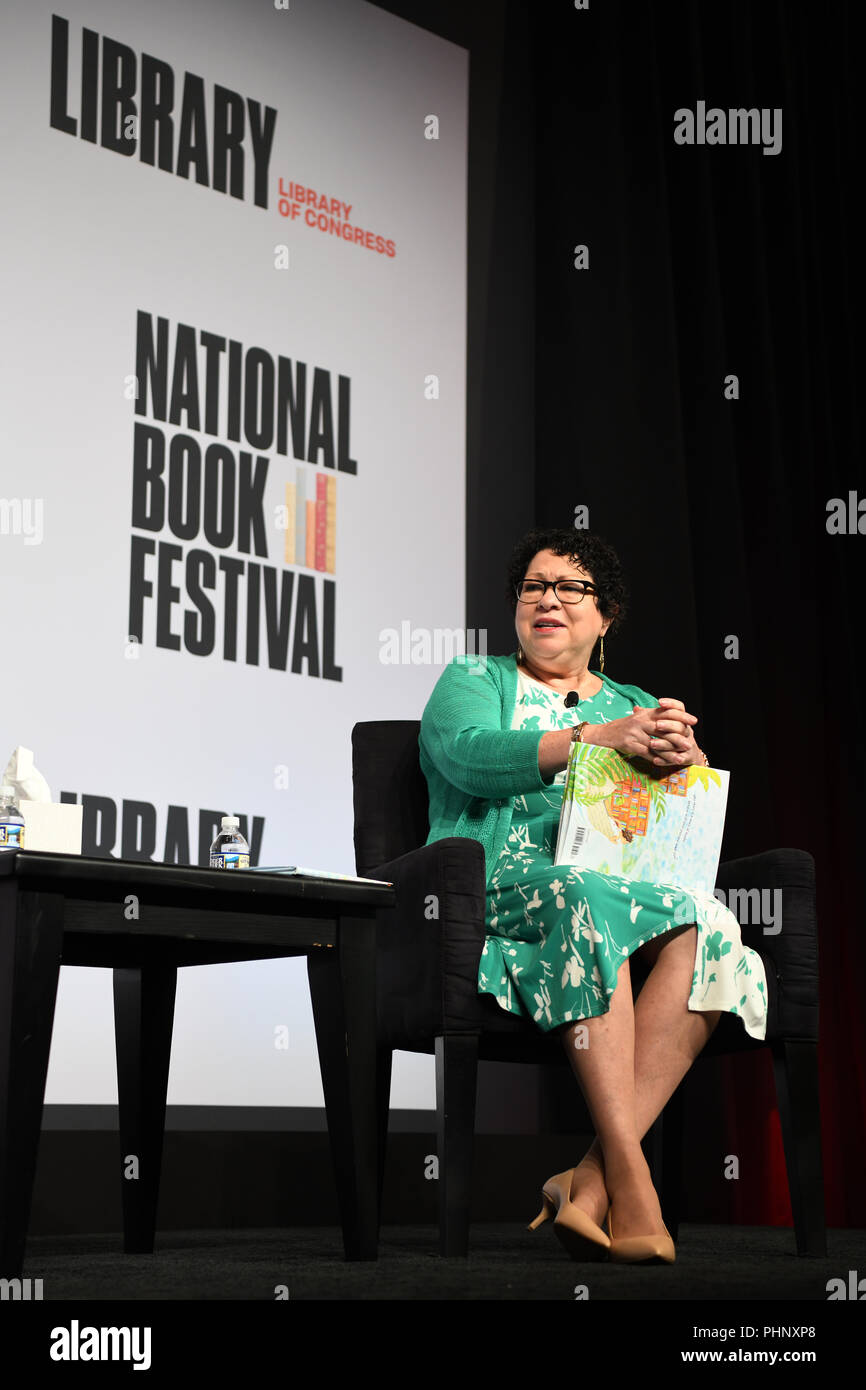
716, 848, 818, 1041
366, 837, 487, 1048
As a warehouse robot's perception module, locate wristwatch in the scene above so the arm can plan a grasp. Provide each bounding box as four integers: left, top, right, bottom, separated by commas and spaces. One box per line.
571, 722, 589, 744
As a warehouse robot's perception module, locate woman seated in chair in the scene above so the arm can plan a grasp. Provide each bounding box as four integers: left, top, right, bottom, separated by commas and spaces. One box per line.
419, 527, 767, 1264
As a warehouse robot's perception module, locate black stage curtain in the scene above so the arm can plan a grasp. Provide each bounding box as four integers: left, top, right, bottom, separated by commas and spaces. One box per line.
532, 0, 864, 1227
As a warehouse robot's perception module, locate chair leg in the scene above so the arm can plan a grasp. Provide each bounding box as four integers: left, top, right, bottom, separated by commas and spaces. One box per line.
645, 1113, 662, 1185
113, 967, 177, 1254
771, 1038, 827, 1256
659, 1086, 684, 1242
643, 1092, 683, 1243
435, 1033, 479, 1257
376, 1048, 392, 1230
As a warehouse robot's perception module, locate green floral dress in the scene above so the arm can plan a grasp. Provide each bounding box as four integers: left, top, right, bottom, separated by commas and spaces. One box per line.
478, 670, 767, 1039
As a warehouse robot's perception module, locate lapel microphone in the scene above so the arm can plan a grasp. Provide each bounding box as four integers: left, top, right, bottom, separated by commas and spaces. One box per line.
564, 691, 580, 708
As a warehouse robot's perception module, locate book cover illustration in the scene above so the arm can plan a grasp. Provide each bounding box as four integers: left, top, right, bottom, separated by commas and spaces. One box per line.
554, 742, 729, 895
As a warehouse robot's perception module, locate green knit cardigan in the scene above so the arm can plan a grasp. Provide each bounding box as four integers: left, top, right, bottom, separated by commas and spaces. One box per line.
418, 653, 657, 885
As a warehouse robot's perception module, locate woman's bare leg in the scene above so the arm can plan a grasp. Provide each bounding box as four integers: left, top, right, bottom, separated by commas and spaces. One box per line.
558, 952, 662, 1237
560, 925, 721, 1236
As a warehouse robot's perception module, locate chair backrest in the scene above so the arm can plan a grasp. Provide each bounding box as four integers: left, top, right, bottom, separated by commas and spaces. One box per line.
352, 721, 429, 877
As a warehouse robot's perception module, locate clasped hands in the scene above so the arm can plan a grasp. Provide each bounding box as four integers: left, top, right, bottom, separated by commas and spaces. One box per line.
609, 698, 701, 772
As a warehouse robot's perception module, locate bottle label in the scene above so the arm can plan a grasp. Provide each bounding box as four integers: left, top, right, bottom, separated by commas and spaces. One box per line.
209, 851, 250, 869
0, 822, 25, 849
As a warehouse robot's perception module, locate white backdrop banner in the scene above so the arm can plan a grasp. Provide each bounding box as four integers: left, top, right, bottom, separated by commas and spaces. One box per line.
0, 0, 467, 1105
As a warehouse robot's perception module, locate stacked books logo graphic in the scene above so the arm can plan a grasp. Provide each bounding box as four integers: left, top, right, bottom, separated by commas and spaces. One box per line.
284, 467, 336, 572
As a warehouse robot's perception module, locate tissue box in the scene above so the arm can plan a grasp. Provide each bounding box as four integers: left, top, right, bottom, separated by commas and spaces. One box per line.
20, 800, 83, 854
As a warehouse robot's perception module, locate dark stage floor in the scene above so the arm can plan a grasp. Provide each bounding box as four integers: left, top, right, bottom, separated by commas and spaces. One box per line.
22, 1222, 865, 1301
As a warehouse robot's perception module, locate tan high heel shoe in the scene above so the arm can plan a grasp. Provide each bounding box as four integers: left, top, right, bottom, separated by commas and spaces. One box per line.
607, 1207, 676, 1264
528, 1168, 611, 1261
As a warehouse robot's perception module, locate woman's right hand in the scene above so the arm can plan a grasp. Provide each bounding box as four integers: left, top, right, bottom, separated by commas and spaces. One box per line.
589, 703, 698, 766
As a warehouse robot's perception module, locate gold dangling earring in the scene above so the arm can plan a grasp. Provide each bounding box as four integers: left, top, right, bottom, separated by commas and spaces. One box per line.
599, 635, 605, 673
517, 645, 524, 664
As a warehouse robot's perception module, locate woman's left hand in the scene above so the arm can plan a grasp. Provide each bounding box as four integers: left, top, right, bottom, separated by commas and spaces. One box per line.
647, 698, 703, 768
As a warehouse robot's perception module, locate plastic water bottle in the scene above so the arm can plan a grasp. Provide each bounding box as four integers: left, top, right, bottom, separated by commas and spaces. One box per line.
0, 785, 26, 851
209, 815, 249, 869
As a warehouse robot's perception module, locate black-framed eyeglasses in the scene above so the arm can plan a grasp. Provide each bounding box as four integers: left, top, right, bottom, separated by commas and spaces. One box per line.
515, 579, 598, 604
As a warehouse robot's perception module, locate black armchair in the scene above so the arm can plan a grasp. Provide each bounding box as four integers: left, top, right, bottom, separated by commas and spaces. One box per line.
352, 719, 825, 1257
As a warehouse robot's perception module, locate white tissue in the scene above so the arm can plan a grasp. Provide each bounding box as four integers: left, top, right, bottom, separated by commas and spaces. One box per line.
2, 746, 52, 804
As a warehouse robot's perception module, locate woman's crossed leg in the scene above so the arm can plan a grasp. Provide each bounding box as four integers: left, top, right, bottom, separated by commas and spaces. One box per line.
558, 924, 721, 1239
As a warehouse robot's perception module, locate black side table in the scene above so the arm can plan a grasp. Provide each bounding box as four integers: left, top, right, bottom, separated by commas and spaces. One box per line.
0, 851, 393, 1276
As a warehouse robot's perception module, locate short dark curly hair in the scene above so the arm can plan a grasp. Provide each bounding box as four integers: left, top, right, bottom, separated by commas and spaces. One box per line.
506, 529, 628, 634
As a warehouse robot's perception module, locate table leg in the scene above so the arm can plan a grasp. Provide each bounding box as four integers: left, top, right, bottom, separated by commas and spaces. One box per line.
0, 884, 64, 1277
307, 914, 379, 1260
113, 966, 177, 1253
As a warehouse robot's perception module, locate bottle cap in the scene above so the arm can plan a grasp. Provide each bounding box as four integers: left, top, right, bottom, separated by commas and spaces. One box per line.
221, 815, 240, 830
